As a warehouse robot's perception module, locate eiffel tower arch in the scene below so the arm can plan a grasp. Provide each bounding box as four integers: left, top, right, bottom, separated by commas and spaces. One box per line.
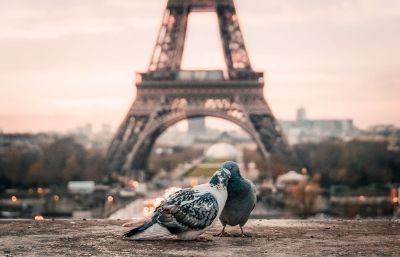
107, 0, 290, 179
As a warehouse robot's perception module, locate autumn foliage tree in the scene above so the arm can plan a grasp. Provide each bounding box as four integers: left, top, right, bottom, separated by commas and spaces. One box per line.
0, 137, 108, 190
242, 139, 400, 188
293, 139, 400, 188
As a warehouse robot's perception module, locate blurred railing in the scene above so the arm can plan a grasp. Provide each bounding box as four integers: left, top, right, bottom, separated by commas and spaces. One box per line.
136, 69, 263, 83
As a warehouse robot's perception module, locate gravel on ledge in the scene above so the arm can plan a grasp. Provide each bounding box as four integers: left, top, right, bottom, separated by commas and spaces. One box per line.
1, 219, 399, 257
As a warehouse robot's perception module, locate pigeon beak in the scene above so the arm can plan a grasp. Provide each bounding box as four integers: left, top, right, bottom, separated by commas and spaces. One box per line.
222, 168, 231, 178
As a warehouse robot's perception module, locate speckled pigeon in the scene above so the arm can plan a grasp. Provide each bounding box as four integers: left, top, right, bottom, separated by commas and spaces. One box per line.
215, 161, 256, 237
124, 168, 231, 240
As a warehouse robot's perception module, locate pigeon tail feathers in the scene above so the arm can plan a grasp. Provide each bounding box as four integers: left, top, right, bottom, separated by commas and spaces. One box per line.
124, 219, 155, 237
124, 219, 170, 239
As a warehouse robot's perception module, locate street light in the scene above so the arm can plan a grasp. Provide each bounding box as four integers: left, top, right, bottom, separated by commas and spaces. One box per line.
34, 215, 44, 221
128, 179, 139, 188
391, 187, 398, 205
107, 196, 114, 204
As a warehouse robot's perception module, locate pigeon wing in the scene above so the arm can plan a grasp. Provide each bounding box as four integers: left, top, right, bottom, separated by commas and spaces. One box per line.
246, 178, 257, 210
154, 188, 219, 234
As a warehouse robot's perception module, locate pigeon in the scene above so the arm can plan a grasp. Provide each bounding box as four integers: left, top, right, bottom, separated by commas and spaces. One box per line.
124, 168, 231, 240
215, 161, 256, 237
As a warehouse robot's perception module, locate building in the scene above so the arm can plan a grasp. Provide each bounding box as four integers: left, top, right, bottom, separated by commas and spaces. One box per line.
356, 124, 400, 151
188, 117, 207, 135
280, 107, 356, 144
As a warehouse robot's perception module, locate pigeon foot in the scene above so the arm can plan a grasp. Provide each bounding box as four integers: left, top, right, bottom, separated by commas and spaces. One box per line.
213, 226, 228, 237
213, 231, 229, 237
240, 227, 251, 237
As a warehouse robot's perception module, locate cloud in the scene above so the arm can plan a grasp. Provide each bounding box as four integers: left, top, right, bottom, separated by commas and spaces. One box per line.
237, 0, 400, 25
0, 0, 161, 39
0, 19, 123, 39
0, 0, 399, 131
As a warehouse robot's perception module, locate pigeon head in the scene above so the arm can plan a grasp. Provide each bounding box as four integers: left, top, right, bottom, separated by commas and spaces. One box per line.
221, 161, 241, 179
209, 168, 231, 190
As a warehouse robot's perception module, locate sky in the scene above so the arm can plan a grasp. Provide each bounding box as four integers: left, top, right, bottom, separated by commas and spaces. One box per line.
0, 0, 399, 133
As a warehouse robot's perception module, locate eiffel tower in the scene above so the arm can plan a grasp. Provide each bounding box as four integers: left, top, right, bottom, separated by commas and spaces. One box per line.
107, 0, 289, 179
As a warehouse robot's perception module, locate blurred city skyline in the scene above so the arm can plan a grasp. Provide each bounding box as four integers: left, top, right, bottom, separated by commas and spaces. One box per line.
1, 0, 399, 133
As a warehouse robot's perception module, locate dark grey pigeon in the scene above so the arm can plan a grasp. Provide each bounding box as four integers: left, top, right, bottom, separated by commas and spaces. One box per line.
215, 161, 256, 237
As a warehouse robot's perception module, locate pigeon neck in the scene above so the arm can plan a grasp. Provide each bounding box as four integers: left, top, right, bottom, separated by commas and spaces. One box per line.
228, 176, 246, 193
231, 173, 242, 180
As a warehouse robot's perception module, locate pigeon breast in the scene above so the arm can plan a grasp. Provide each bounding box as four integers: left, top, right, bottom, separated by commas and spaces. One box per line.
219, 178, 256, 227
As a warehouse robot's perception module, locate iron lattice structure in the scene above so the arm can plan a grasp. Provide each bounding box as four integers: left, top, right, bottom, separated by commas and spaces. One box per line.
107, 0, 290, 179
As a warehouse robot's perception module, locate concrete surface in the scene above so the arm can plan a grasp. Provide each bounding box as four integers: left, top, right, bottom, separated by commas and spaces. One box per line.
1, 219, 400, 257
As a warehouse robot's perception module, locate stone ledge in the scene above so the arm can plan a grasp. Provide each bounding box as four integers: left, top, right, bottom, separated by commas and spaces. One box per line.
1, 219, 399, 256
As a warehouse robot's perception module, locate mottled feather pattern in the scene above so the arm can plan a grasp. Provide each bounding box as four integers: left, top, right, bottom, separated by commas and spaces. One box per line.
209, 168, 230, 190
154, 188, 219, 233
124, 168, 230, 240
